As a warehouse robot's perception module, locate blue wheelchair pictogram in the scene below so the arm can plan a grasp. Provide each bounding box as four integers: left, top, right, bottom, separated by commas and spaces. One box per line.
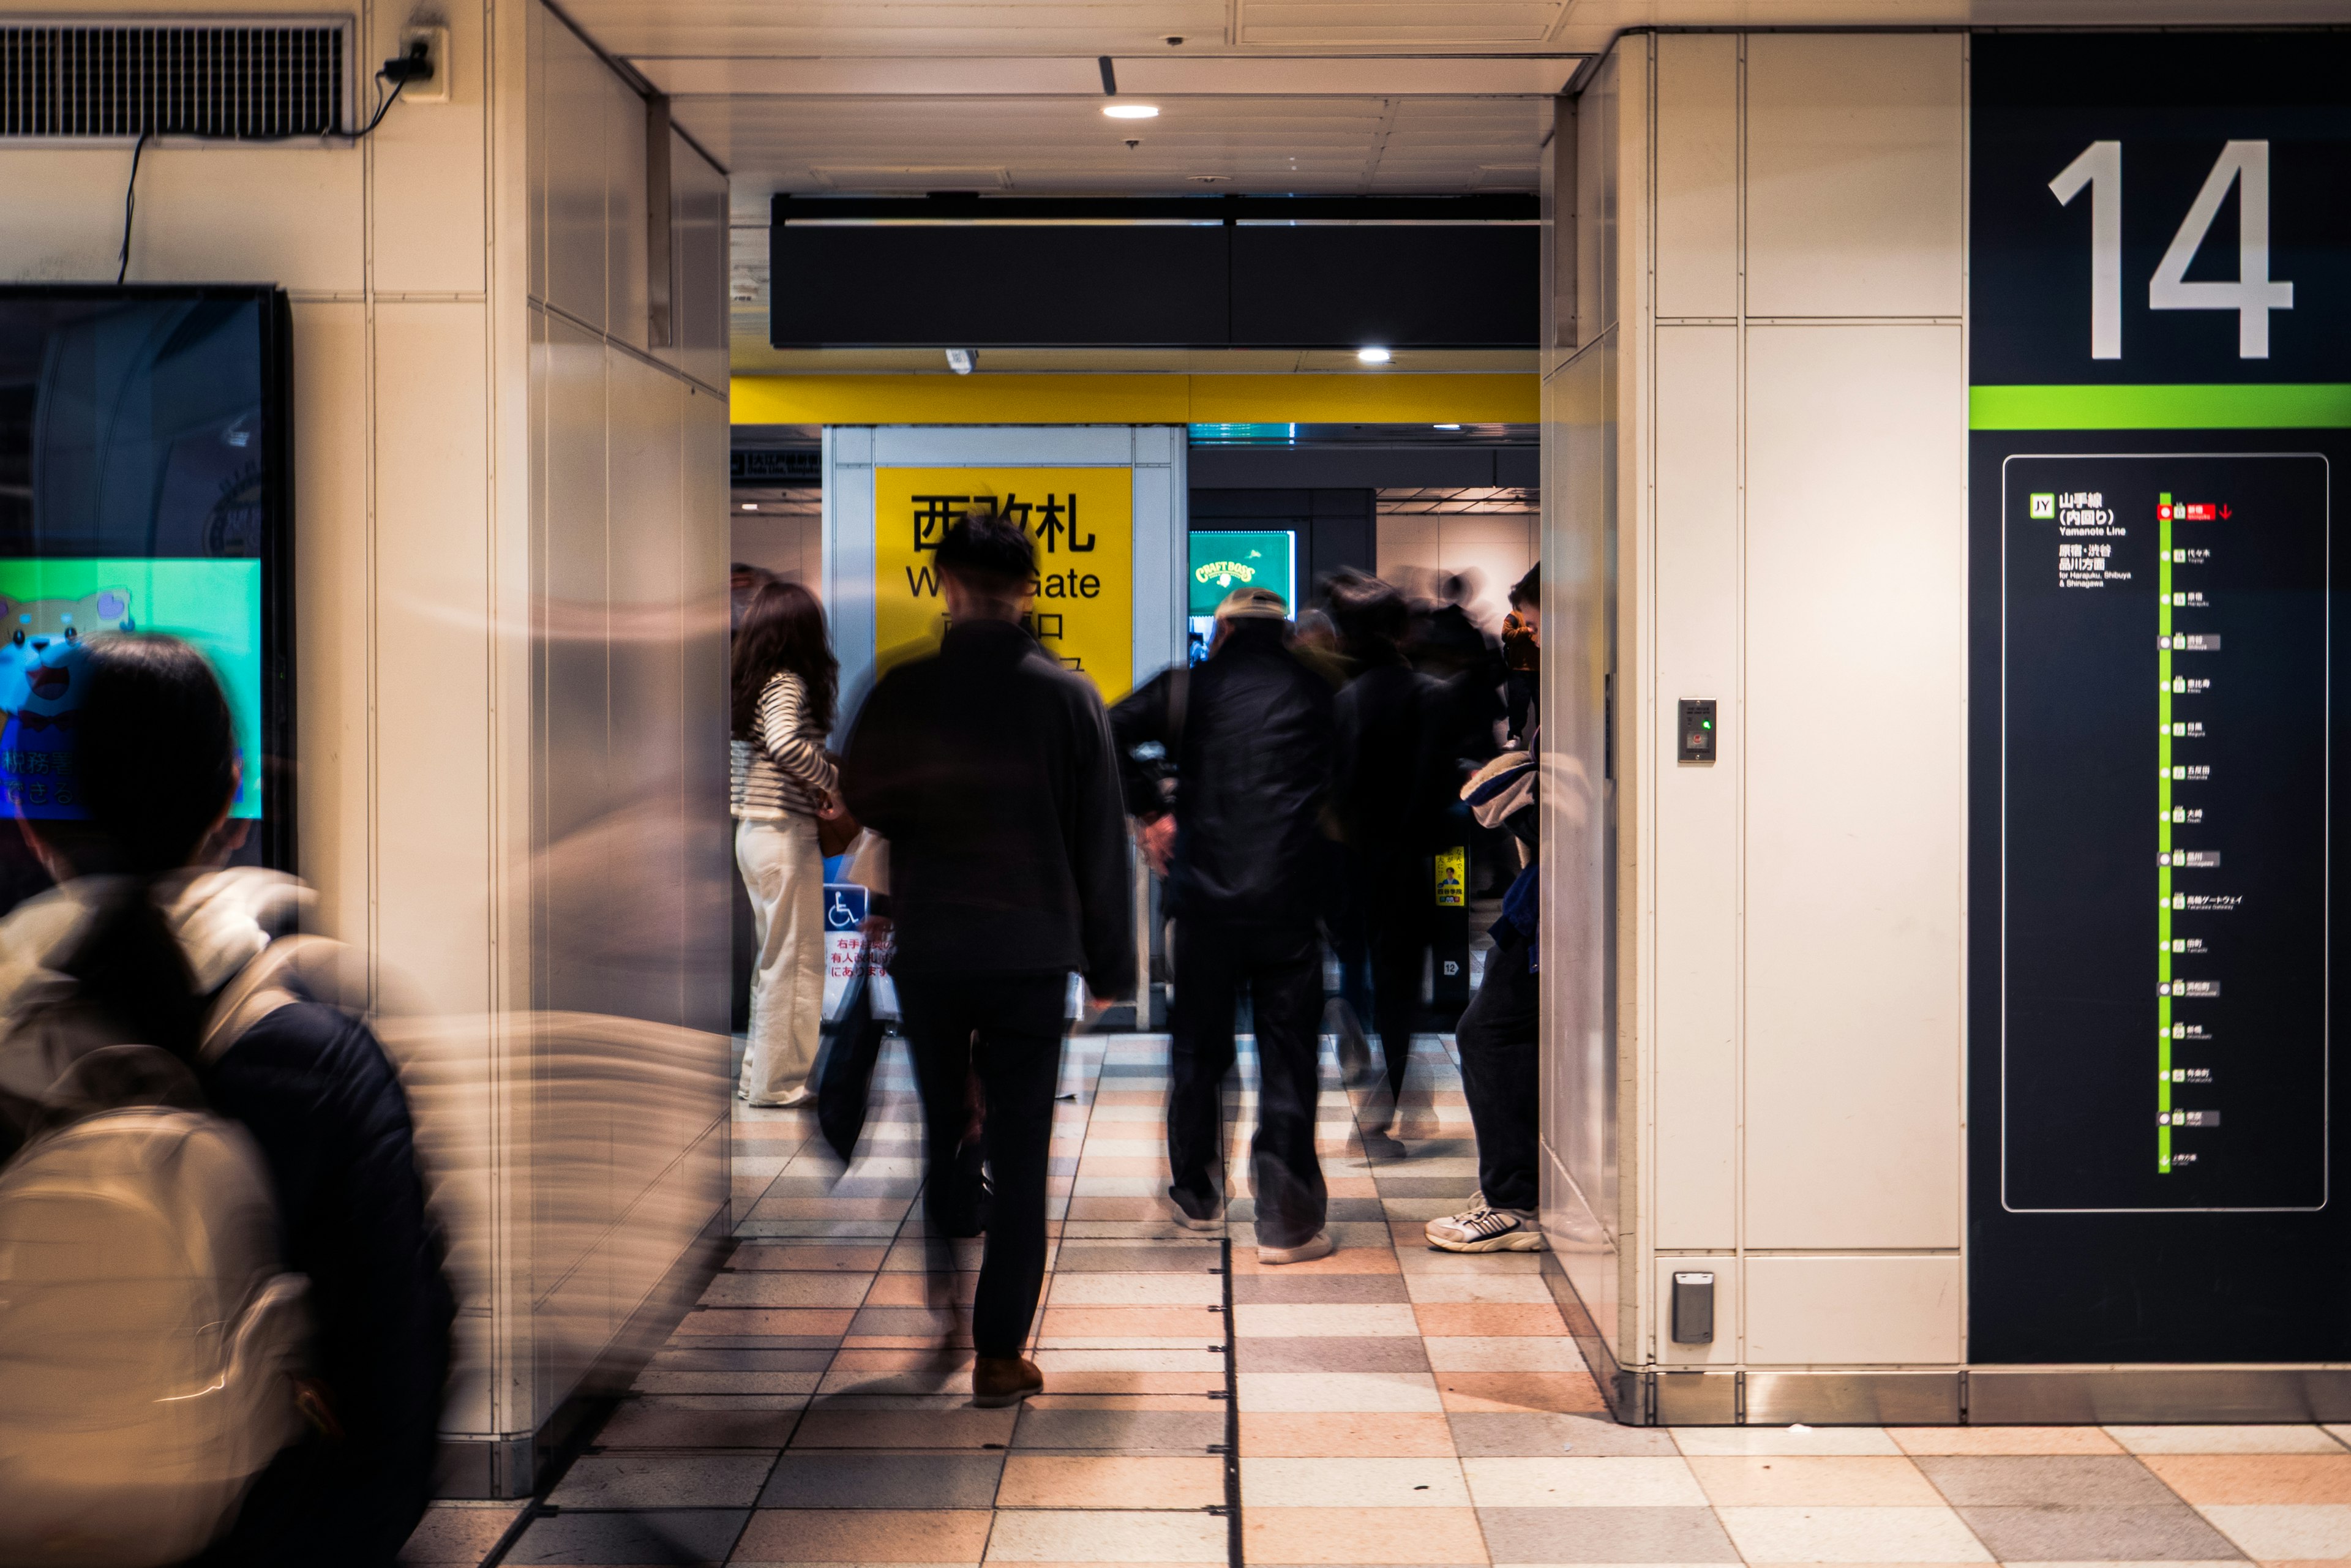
823, 883, 869, 931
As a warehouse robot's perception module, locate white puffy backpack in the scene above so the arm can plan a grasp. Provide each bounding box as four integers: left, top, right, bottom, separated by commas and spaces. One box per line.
0, 1043, 308, 1567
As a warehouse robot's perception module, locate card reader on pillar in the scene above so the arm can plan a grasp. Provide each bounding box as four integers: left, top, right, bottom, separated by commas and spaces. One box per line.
1671, 1272, 1715, 1343
1678, 699, 1717, 763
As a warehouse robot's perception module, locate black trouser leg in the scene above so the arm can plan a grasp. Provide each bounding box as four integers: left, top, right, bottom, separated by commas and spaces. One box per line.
901, 973, 1067, 1358
1454, 940, 1540, 1212
1364, 860, 1428, 1117
899, 977, 980, 1261
967, 977, 1067, 1359
1247, 924, 1330, 1249
1167, 918, 1239, 1207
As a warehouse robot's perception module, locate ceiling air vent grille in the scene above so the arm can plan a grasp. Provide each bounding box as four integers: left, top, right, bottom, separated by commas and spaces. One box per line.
0, 23, 348, 138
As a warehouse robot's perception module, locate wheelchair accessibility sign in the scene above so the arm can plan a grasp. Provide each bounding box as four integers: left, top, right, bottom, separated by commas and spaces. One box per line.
824, 883, 869, 931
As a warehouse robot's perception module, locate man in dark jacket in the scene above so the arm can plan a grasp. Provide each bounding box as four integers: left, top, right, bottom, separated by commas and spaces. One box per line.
1329, 575, 1444, 1149
1111, 587, 1338, 1264
840, 512, 1132, 1407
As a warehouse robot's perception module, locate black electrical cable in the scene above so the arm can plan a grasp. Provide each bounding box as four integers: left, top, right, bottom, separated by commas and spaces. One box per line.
112, 57, 417, 286
115, 130, 148, 285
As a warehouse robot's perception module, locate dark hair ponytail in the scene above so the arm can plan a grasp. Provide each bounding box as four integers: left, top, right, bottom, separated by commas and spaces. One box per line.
35, 634, 240, 1060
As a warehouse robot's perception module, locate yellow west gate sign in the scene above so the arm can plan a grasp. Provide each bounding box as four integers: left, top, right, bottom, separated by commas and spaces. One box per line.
874, 467, 1133, 700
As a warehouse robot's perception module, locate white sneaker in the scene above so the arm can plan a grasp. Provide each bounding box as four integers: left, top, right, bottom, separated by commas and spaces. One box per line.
1257, 1230, 1336, 1266
1425, 1202, 1545, 1253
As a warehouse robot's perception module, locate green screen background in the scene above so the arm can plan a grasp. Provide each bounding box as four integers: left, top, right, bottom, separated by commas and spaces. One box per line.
0, 559, 262, 819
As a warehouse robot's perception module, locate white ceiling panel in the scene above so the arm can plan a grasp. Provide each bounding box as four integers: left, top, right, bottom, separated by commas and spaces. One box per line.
1238, 1, 1572, 44
639, 54, 1580, 96
562, 1, 1234, 59
1549, 0, 2351, 51
677, 91, 1544, 197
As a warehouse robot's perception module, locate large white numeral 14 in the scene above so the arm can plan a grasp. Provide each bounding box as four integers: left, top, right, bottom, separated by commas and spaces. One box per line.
2049, 140, 2123, 359
2049, 138, 2295, 361
2150, 140, 2292, 359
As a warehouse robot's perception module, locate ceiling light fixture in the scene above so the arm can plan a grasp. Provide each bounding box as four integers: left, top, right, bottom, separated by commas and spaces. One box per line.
740, 502, 759, 511
1103, 103, 1158, 119
945, 348, 976, 375
1434, 423, 1461, 430
1357, 346, 1393, 365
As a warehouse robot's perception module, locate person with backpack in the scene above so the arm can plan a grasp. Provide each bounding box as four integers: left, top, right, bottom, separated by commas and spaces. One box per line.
0, 634, 452, 1566
839, 511, 1132, 1408
1111, 587, 1340, 1265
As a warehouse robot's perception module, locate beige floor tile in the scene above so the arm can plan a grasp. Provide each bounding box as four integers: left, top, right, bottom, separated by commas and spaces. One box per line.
981, 1509, 1228, 1563
1686, 1455, 1943, 1507
1232, 1302, 1422, 1338
2195, 1502, 2351, 1558
2110, 1425, 2349, 1455
1672, 1426, 1904, 1457
1422, 1336, 1587, 1371
1241, 1505, 1489, 1564
1045, 1274, 1222, 1306
1238, 1371, 1445, 1413
2147, 1455, 2351, 1505
1240, 1412, 1458, 1457
1715, 1505, 1994, 1562
1461, 1455, 1709, 1507
1242, 1455, 1471, 1507
997, 1455, 1225, 1510
733, 1509, 993, 1564
1401, 1274, 1559, 1305
1888, 1426, 2124, 1455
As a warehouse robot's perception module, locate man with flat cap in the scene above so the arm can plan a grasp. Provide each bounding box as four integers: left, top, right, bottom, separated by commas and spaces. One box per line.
1111, 587, 1338, 1264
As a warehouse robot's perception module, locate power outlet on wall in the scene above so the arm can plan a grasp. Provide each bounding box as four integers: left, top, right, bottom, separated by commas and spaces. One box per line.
396, 25, 450, 103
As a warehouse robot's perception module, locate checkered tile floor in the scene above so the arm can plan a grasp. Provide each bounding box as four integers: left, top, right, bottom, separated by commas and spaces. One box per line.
402, 1032, 2351, 1566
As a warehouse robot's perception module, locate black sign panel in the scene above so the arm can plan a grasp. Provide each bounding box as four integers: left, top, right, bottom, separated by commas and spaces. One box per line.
1970, 33, 2351, 1364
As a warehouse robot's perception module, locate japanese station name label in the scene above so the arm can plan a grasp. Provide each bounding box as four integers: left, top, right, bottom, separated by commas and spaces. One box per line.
874, 467, 1133, 700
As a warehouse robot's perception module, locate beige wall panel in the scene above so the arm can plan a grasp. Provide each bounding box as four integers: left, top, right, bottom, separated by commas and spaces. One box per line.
0, 148, 363, 290
1742, 324, 1963, 1251
289, 301, 370, 951
606, 77, 651, 353
1744, 34, 1962, 320
372, 303, 494, 1018
542, 20, 608, 329
1654, 34, 1739, 322
370, 1, 490, 295
1745, 1255, 1961, 1366
1651, 324, 1739, 1252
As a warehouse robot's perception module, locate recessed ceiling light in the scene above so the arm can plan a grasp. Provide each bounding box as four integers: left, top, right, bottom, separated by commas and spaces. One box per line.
1103, 103, 1159, 119
1357, 346, 1393, 364
1434, 423, 1461, 430
741, 502, 759, 511
945, 348, 976, 375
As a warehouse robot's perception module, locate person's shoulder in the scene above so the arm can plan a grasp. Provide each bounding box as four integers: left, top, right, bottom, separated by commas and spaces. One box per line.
1017, 643, 1106, 705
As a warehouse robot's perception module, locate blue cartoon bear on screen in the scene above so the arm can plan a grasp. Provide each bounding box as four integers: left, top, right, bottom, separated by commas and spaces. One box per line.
0, 590, 133, 819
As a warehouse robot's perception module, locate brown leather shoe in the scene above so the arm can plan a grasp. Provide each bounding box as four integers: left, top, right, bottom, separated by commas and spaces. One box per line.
971, 1355, 1044, 1408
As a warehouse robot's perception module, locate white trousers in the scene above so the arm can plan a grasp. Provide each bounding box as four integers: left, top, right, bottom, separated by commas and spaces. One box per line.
736, 813, 825, 1106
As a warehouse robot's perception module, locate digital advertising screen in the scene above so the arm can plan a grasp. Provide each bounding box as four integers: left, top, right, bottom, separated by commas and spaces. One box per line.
0, 287, 291, 879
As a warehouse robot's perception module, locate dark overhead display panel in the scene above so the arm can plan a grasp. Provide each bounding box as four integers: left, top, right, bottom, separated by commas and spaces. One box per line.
768, 196, 1537, 350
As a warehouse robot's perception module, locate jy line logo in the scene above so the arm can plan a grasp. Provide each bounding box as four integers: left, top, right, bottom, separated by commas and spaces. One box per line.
2030, 493, 2058, 519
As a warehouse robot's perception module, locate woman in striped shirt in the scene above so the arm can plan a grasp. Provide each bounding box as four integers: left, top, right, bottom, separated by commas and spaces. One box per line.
730, 580, 842, 1106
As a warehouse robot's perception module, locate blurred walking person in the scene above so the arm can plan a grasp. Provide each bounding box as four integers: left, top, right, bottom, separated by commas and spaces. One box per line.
732, 580, 843, 1107
1112, 587, 1338, 1265
841, 511, 1131, 1408
1329, 574, 1445, 1152
0, 634, 451, 1566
